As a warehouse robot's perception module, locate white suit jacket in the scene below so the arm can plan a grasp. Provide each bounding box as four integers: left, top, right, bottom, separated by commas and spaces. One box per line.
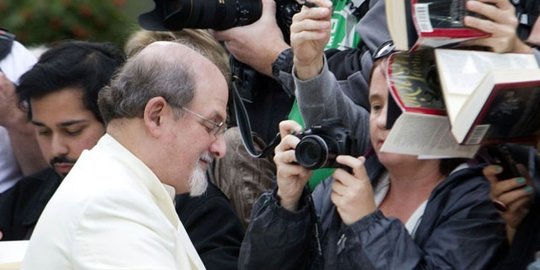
22, 134, 205, 270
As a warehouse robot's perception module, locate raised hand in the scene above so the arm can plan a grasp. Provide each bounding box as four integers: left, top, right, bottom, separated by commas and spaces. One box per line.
464, 0, 533, 53
0, 72, 24, 128
290, 0, 332, 80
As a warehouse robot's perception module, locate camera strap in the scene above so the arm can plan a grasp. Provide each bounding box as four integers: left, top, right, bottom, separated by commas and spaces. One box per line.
232, 78, 281, 158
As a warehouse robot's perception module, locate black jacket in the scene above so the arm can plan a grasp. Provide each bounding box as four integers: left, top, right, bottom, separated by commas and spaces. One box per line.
0, 168, 61, 240
175, 181, 245, 270
239, 161, 507, 270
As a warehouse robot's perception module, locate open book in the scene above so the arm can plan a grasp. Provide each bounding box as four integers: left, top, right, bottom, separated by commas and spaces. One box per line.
451, 69, 540, 144
383, 48, 540, 158
434, 49, 540, 144
0, 240, 28, 270
382, 49, 480, 158
386, 0, 490, 51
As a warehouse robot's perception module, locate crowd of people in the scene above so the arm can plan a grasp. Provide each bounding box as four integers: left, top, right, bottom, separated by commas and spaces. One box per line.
0, 0, 539, 269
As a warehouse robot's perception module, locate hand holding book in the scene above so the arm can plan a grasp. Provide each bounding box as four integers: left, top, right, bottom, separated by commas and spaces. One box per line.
462, 0, 533, 53
386, 0, 537, 53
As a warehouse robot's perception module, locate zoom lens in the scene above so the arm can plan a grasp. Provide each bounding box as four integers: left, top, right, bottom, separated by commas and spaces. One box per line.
295, 135, 330, 170
141, 0, 263, 31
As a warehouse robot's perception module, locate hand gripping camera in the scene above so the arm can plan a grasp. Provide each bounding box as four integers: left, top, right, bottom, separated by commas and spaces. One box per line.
295, 119, 357, 170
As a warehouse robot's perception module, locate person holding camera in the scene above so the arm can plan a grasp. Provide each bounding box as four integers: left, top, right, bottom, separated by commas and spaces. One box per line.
466, 1, 540, 269
207, 0, 384, 227
473, 10, 540, 268
482, 146, 539, 270
237, 0, 515, 268
238, 50, 507, 270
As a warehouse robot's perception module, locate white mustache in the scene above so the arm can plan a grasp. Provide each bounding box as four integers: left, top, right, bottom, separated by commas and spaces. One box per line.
200, 152, 213, 163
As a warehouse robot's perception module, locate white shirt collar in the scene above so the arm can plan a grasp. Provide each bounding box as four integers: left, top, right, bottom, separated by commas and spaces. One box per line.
162, 183, 176, 202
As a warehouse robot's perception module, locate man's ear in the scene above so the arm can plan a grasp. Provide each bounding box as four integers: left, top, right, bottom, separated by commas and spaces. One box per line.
143, 96, 169, 137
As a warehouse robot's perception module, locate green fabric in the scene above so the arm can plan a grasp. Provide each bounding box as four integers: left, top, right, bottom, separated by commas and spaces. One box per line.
325, 0, 362, 50
288, 0, 362, 191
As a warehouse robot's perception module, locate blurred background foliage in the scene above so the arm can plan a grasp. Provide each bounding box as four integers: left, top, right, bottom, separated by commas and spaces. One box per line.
0, 0, 153, 47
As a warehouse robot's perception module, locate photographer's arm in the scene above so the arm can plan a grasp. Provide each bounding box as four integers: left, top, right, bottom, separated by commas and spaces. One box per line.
238, 120, 315, 270
529, 16, 540, 44
0, 73, 46, 176
211, 0, 289, 77
528, 17, 540, 64
294, 59, 372, 156
290, 0, 332, 80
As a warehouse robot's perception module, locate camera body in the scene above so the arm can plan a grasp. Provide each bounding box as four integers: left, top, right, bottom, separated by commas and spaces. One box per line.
274, 0, 302, 43
295, 119, 356, 170
138, 0, 302, 39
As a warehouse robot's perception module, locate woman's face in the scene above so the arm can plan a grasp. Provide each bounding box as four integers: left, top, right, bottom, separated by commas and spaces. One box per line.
368, 61, 417, 167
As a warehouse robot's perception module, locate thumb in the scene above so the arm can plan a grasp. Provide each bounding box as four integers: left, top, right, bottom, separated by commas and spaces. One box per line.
483, 165, 501, 185
352, 156, 369, 179
262, 0, 277, 18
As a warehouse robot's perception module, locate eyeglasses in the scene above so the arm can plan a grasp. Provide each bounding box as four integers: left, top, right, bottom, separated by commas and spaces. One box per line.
181, 107, 226, 136
372, 41, 395, 61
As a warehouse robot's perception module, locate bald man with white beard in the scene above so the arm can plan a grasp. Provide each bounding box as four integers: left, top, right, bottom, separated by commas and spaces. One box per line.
23, 41, 229, 270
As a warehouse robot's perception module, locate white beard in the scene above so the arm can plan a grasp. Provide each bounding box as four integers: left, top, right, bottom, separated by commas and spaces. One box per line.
188, 155, 210, 196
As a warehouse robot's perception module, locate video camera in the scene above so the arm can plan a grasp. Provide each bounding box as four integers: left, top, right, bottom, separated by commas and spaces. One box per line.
295, 119, 357, 170
138, 0, 302, 43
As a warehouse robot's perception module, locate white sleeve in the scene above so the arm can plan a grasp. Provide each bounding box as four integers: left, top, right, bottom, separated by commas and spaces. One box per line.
0, 41, 37, 84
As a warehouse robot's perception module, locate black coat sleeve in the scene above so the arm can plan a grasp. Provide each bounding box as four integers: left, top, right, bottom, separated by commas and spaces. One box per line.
175, 182, 245, 270
238, 188, 317, 270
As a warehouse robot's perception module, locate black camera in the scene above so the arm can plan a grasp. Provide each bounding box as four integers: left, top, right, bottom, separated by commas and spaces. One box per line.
295, 119, 357, 170
485, 144, 522, 180
138, 0, 301, 41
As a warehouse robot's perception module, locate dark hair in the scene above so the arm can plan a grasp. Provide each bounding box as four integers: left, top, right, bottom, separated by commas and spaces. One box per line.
16, 40, 126, 123
440, 158, 467, 176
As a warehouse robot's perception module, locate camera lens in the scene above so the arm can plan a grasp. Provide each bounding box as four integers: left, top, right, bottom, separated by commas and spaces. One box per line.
160, 0, 262, 30
295, 135, 329, 170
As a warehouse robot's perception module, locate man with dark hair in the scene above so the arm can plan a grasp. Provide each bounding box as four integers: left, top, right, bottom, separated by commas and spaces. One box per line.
23, 41, 228, 269
0, 40, 125, 241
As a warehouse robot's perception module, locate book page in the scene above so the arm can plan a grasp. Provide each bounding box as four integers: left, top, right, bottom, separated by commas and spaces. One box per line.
381, 113, 479, 158
0, 241, 28, 270
435, 49, 539, 95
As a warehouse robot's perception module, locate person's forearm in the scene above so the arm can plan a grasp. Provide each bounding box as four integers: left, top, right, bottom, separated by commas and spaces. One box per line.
294, 57, 324, 81
512, 38, 534, 54
528, 16, 540, 44
6, 112, 47, 175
